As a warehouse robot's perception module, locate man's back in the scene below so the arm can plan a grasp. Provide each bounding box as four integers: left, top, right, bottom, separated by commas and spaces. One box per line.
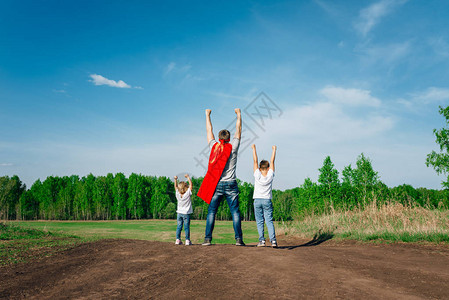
209, 137, 240, 182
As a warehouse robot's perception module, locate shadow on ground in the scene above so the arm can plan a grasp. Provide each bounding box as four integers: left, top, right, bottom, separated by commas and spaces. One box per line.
278, 230, 334, 250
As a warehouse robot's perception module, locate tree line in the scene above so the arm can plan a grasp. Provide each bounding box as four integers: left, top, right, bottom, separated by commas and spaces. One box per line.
1, 153, 448, 221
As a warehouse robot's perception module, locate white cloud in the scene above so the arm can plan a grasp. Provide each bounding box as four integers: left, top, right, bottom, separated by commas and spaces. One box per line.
164, 62, 192, 77
360, 41, 411, 65
233, 91, 396, 189
0, 163, 13, 166
89, 74, 131, 88
264, 102, 393, 145
429, 37, 449, 57
412, 87, 449, 103
314, 0, 339, 17
165, 62, 176, 75
320, 86, 382, 107
399, 87, 449, 110
354, 0, 408, 36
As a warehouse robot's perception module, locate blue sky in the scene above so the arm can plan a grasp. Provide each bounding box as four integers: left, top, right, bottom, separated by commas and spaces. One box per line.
1, 0, 449, 190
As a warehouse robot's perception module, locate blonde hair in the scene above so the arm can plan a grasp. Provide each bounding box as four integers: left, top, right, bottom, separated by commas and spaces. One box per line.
178, 181, 188, 194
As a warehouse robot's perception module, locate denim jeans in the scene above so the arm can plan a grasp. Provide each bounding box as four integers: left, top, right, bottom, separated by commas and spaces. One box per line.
176, 213, 191, 240
205, 180, 243, 241
254, 198, 276, 242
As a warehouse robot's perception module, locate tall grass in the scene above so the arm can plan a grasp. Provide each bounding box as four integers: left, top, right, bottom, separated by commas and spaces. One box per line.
281, 201, 449, 243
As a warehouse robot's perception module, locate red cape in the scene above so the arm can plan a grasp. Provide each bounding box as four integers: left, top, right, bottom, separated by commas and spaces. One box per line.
197, 140, 232, 204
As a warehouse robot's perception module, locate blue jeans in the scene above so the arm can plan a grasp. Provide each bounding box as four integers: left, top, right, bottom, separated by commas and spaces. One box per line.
254, 198, 276, 242
205, 180, 243, 241
176, 213, 191, 240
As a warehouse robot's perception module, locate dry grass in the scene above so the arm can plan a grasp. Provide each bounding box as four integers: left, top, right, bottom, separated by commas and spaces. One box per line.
281, 201, 449, 243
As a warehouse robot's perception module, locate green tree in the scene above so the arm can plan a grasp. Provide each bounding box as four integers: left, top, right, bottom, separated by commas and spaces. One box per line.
295, 177, 320, 215
353, 153, 379, 204
272, 190, 293, 221
426, 105, 449, 189
19, 190, 39, 220
238, 181, 254, 221
318, 156, 340, 210
127, 173, 145, 219
113, 173, 128, 220
0, 176, 15, 219
93, 175, 113, 220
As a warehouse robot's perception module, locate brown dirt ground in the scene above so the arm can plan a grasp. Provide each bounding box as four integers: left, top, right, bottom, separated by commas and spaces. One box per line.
1, 237, 449, 299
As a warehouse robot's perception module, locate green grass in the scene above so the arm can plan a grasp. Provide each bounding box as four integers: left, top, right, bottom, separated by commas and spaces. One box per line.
0, 222, 92, 265
11, 219, 263, 245
1, 219, 267, 265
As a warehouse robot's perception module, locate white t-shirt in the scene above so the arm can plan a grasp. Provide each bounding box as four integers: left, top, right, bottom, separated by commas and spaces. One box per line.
176, 188, 193, 214
253, 169, 275, 199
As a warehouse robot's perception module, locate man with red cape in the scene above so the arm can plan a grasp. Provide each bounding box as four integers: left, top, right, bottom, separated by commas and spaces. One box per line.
197, 108, 245, 246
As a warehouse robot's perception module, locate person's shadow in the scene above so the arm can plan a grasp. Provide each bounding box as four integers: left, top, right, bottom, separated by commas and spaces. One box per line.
277, 230, 334, 250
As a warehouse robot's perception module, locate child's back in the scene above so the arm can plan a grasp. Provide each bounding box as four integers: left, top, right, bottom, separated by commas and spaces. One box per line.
253, 168, 274, 200
174, 175, 193, 246
251, 144, 278, 247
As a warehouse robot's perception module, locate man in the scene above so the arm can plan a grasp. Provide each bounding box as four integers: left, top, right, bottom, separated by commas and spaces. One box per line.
198, 108, 244, 246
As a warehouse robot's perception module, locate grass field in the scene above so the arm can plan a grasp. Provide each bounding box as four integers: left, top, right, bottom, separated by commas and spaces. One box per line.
0, 223, 90, 265
3, 203, 448, 265
9, 219, 264, 244
1, 220, 265, 265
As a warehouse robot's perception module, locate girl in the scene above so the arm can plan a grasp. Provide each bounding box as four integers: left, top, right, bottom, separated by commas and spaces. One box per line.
174, 174, 193, 245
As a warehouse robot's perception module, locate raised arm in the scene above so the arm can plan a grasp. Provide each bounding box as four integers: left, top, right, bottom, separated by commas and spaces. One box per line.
251, 144, 258, 172
173, 176, 178, 192
185, 174, 193, 191
270, 145, 277, 172
205, 109, 215, 144
234, 108, 242, 139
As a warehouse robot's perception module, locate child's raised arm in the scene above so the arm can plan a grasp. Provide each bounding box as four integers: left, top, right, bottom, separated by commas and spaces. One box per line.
173, 176, 178, 192
185, 174, 193, 191
270, 145, 277, 172
251, 144, 258, 172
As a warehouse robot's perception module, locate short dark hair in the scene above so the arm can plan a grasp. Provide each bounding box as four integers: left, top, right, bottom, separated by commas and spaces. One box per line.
219, 129, 230, 141
259, 160, 269, 169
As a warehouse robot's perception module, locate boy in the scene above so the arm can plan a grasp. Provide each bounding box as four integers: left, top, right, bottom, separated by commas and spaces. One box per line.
251, 144, 277, 247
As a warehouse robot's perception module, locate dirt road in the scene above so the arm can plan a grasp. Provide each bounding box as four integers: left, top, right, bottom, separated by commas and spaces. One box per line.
1, 237, 448, 299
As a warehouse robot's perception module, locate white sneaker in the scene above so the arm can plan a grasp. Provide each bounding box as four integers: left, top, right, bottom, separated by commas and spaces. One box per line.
175, 239, 182, 245
271, 241, 278, 248
185, 240, 192, 246
257, 240, 266, 247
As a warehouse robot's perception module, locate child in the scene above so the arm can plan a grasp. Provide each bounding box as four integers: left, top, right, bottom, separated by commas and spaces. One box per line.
251, 144, 277, 247
174, 174, 193, 245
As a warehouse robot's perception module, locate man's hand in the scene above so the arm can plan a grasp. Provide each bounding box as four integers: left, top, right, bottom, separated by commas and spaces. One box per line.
234, 108, 242, 139
206, 109, 215, 143
251, 144, 256, 150
272, 145, 277, 151
184, 174, 189, 178
174, 176, 178, 180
